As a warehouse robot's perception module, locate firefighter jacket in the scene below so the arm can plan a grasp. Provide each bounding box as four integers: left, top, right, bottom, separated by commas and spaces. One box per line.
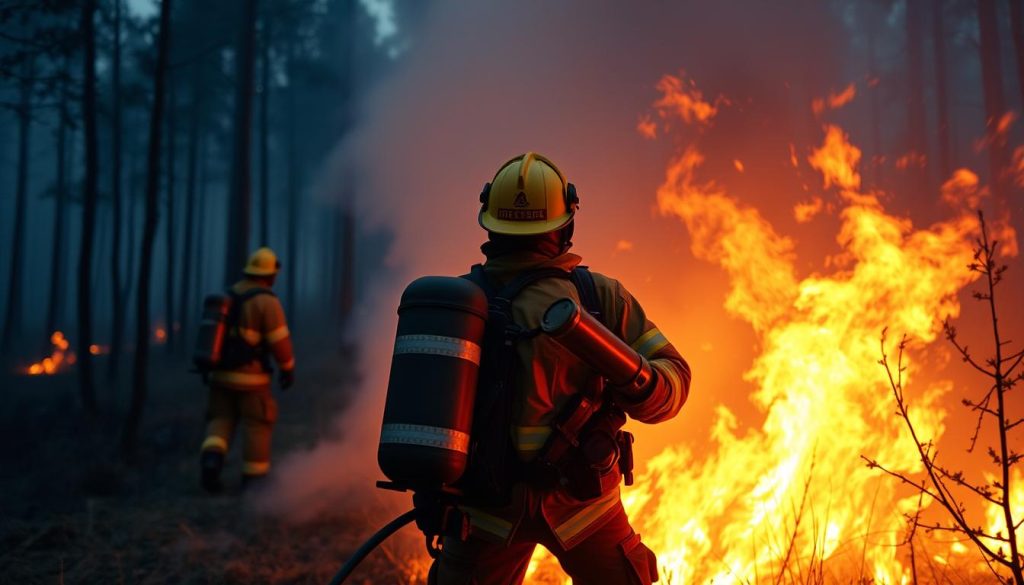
462, 251, 691, 549
209, 278, 295, 392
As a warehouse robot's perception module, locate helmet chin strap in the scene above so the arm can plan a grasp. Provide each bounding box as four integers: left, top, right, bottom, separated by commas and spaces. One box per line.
559, 221, 575, 254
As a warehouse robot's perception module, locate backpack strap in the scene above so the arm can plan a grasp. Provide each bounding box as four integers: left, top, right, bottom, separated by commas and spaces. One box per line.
570, 266, 602, 323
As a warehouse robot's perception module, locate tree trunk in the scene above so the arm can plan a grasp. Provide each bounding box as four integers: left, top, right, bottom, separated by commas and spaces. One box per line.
259, 2, 271, 246
1010, 0, 1024, 113
108, 0, 125, 379
285, 39, 298, 320
124, 0, 172, 460
978, 0, 1012, 216
45, 56, 69, 349
194, 134, 208, 312
931, 0, 953, 182
224, 0, 258, 284
2, 57, 34, 355
179, 64, 204, 354
77, 0, 99, 415
165, 77, 177, 352
905, 0, 930, 200
122, 150, 139, 338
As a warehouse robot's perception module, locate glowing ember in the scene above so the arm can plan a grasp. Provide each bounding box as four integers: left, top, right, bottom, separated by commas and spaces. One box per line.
811, 83, 856, 115
24, 331, 74, 376
154, 327, 167, 343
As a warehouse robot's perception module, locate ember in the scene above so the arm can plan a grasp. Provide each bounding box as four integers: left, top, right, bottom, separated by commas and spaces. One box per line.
24, 331, 74, 376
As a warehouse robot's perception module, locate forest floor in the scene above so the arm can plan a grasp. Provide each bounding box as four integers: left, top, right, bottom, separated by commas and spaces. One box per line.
0, 332, 420, 584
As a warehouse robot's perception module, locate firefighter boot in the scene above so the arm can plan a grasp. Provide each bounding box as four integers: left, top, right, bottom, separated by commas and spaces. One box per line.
200, 451, 225, 494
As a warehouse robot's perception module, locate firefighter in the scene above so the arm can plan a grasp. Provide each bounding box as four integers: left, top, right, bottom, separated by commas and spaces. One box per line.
199, 247, 295, 493
429, 153, 692, 584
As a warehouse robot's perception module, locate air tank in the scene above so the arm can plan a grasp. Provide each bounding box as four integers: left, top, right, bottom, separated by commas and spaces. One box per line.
378, 276, 488, 491
193, 294, 232, 370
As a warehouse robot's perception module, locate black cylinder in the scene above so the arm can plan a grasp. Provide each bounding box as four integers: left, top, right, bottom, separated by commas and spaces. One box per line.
542, 298, 647, 386
378, 276, 488, 490
193, 294, 232, 370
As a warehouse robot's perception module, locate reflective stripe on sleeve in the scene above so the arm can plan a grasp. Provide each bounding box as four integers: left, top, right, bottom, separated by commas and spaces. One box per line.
237, 327, 261, 345
265, 325, 290, 343
393, 335, 481, 365
243, 460, 271, 475
201, 436, 228, 453
514, 426, 552, 453
653, 360, 685, 415
631, 328, 669, 358
380, 423, 470, 454
210, 370, 272, 387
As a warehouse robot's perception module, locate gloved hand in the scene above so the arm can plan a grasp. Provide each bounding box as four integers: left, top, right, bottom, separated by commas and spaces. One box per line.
412, 491, 470, 542
607, 359, 657, 403
279, 369, 294, 390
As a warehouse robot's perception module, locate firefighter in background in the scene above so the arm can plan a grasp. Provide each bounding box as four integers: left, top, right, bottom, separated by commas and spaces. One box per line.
200, 247, 295, 493
430, 153, 692, 584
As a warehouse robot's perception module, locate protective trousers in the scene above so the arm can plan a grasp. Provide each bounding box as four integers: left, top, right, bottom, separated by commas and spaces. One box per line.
200, 385, 278, 477
429, 502, 658, 585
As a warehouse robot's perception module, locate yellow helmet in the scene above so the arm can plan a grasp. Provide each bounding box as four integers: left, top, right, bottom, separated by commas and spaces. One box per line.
478, 152, 579, 235
243, 247, 280, 276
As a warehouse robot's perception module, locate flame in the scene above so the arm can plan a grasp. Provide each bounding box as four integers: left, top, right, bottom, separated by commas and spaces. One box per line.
812, 83, 856, 115
652, 73, 720, 126
24, 331, 73, 376
154, 326, 167, 343
637, 115, 657, 139
549, 74, 1001, 583
793, 196, 824, 223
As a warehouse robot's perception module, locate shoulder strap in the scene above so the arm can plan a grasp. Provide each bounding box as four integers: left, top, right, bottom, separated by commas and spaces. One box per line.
495, 267, 571, 303
570, 266, 602, 322
224, 287, 275, 332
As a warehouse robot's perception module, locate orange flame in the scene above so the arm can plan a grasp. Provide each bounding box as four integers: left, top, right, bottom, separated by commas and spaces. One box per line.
653, 73, 720, 126
567, 73, 1005, 583
24, 331, 73, 376
154, 327, 167, 343
812, 83, 857, 115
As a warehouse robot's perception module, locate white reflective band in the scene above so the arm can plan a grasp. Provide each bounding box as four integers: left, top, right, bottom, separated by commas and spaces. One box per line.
393, 334, 481, 365
380, 423, 470, 454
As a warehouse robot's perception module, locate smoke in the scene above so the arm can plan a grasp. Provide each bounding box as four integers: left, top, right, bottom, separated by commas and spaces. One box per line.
259, 1, 851, 522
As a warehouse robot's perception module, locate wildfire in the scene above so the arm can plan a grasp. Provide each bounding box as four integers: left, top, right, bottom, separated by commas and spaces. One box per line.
811, 82, 856, 115
25, 331, 74, 376
530, 73, 1010, 583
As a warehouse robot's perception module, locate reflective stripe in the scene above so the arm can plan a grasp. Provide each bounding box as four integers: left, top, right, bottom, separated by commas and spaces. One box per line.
393, 335, 481, 365
554, 488, 620, 544
201, 436, 228, 453
243, 460, 270, 475
210, 370, 272, 386
652, 360, 685, 416
514, 425, 552, 452
237, 326, 261, 345
380, 423, 470, 454
265, 325, 290, 343
631, 327, 669, 358
461, 506, 513, 539
279, 358, 295, 371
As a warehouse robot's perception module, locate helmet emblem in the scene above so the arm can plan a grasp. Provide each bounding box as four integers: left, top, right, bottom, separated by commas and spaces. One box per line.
513, 191, 529, 208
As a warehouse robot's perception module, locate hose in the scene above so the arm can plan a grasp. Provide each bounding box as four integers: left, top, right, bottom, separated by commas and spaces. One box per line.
328, 508, 418, 585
